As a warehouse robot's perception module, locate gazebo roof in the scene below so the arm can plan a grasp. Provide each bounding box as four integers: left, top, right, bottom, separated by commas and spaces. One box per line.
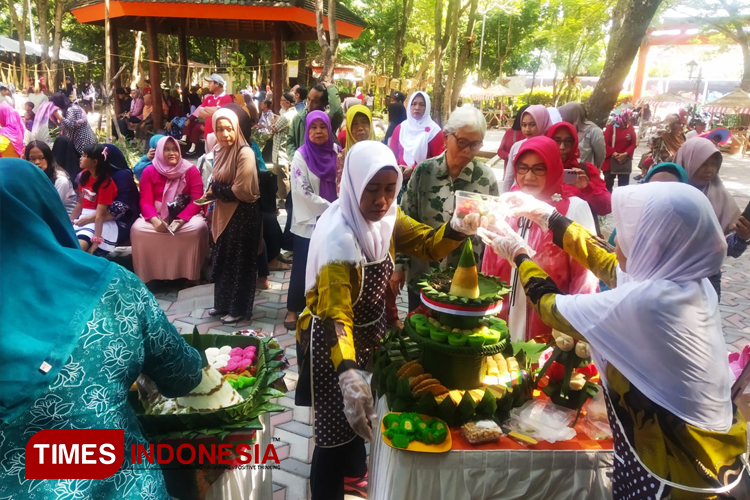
703, 89, 750, 114
70, 0, 366, 40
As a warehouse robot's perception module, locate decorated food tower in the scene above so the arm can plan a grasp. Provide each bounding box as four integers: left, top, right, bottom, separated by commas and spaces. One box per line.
374, 236, 535, 434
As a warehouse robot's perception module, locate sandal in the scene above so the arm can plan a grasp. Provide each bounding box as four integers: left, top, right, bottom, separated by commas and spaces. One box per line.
268, 262, 292, 271
208, 308, 227, 317
222, 314, 243, 324
283, 312, 298, 331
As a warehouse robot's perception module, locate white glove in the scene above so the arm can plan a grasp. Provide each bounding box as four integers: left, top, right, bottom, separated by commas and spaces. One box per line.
338, 369, 377, 442
477, 223, 534, 263
450, 212, 487, 236
500, 192, 556, 231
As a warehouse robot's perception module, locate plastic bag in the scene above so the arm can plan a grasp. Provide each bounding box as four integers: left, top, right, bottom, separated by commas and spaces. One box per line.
509, 400, 577, 443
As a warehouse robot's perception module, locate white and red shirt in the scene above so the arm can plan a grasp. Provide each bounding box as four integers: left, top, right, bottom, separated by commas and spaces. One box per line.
202, 92, 234, 135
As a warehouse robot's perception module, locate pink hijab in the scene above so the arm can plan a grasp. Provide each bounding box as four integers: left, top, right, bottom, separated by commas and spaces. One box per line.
152, 136, 194, 220
0, 103, 26, 156
522, 105, 552, 136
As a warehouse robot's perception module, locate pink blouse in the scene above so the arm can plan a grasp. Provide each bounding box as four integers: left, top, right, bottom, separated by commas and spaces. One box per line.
139, 165, 203, 221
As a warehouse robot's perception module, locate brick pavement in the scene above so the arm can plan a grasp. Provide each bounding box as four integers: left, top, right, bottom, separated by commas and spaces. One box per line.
139, 142, 750, 499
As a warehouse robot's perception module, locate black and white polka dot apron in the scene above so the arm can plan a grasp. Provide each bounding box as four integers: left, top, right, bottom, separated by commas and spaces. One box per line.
309, 255, 393, 448
604, 388, 745, 500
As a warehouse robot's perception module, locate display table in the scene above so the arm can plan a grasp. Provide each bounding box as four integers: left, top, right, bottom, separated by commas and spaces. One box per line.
160, 412, 273, 500
369, 398, 613, 500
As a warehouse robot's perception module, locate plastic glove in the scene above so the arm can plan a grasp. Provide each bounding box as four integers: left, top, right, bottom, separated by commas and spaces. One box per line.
450, 212, 487, 236
500, 192, 556, 231
338, 369, 377, 442
477, 223, 534, 263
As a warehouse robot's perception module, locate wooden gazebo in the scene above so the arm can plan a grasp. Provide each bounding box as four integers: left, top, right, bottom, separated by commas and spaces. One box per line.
69, 0, 365, 123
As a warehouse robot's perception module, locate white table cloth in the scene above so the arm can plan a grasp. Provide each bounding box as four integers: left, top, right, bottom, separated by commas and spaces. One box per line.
369, 398, 613, 500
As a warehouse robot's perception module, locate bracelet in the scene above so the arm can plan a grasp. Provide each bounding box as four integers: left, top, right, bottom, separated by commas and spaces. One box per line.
91, 236, 104, 244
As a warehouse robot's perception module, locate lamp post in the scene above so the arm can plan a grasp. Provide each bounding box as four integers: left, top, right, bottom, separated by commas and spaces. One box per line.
478, 10, 489, 86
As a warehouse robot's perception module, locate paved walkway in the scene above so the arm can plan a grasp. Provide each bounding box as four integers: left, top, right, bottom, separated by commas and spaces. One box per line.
135, 136, 750, 499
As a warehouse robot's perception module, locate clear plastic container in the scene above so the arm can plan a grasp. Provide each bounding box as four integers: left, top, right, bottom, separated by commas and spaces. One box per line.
452, 191, 508, 229
461, 420, 504, 445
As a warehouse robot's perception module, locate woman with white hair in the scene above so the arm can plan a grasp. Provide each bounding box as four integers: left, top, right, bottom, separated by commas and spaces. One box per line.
391, 105, 499, 310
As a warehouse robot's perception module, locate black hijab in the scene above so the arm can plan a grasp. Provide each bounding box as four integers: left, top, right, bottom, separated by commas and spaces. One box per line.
512, 104, 530, 131
384, 103, 407, 145
51, 92, 71, 112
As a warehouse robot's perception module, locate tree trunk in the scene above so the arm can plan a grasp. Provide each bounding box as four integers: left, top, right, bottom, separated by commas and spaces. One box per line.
391, 0, 413, 78
8, 0, 29, 89
741, 41, 750, 92
586, 0, 664, 127
529, 71, 536, 97
442, 0, 459, 122
496, 14, 513, 79
414, 46, 436, 84
131, 31, 143, 88
450, 0, 479, 111
315, 0, 339, 82
50, 0, 65, 89
433, 0, 445, 124
36, 0, 51, 84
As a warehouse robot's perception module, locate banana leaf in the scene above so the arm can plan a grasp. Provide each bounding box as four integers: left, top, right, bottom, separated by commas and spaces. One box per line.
130, 331, 288, 436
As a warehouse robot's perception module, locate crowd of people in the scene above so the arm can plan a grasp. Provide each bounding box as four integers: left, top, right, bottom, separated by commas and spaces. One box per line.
2, 74, 750, 500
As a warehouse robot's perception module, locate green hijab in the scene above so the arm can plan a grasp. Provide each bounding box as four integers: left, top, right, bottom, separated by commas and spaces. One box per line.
0, 159, 117, 424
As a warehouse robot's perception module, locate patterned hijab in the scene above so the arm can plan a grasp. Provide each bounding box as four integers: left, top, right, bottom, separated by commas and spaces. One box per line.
0, 103, 26, 156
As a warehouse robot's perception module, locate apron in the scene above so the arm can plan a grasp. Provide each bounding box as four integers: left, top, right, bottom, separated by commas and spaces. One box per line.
603, 388, 747, 500
308, 255, 393, 448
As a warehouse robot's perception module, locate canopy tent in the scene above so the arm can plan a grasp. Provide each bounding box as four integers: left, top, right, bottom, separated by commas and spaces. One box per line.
703, 89, 750, 114
462, 83, 520, 100
0, 36, 88, 63
637, 92, 697, 107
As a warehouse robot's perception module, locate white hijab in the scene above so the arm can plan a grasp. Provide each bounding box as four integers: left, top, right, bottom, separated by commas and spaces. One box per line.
399, 91, 441, 166
305, 141, 403, 292
557, 183, 733, 432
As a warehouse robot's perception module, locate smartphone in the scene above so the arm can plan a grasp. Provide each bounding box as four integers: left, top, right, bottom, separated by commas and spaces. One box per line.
742, 199, 750, 221
563, 169, 578, 185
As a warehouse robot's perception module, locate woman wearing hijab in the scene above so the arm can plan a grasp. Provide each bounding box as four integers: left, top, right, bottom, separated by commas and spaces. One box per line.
133, 134, 165, 180
223, 102, 288, 286
675, 137, 749, 298
479, 183, 747, 500
31, 100, 57, 143
602, 110, 636, 192
130, 136, 208, 283
283, 111, 341, 330
482, 136, 598, 342
206, 108, 262, 324
0, 102, 25, 158
641, 113, 686, 177
338, 104, 375, 188
337, 97, 366, 145
547, 122, 611, 218
496, 104, 529, 170
51, 92, 97, 154
388, 91, 445, 180
297, 141, 478, 500
559, 102, 606, 169
501, 104, 554, 193
99, 142, 141, 246
383, 102, 407, 147
117, 88, 144, 139
0, 158, 203, 500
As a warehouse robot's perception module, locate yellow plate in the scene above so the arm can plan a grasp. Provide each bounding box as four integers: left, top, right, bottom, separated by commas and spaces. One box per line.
380, 412, 452, 453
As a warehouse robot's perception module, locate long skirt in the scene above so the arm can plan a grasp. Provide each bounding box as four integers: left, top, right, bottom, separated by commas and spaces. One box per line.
286, 234, 310, 313
211, 201, 262, 318
262, 210, 283, 263
130, 215, 209, 283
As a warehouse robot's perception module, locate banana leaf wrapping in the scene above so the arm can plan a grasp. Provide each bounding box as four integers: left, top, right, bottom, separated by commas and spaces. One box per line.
128, 333, 287, 441
416, 269, 510, 308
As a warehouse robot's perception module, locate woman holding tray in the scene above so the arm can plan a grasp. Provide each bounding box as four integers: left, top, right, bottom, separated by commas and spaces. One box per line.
478, 183, 747, 500
296, 141, 481, 500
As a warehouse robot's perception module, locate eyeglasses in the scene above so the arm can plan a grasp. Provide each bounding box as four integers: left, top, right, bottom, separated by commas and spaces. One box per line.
515, 164, 547, 176
552, 138, 576, 147
451, 133, 483, 152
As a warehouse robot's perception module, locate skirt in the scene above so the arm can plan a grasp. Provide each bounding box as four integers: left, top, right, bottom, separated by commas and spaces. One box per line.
74, 208, 119, 253
130, 215, 209, 283
211, 201, 262, 318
